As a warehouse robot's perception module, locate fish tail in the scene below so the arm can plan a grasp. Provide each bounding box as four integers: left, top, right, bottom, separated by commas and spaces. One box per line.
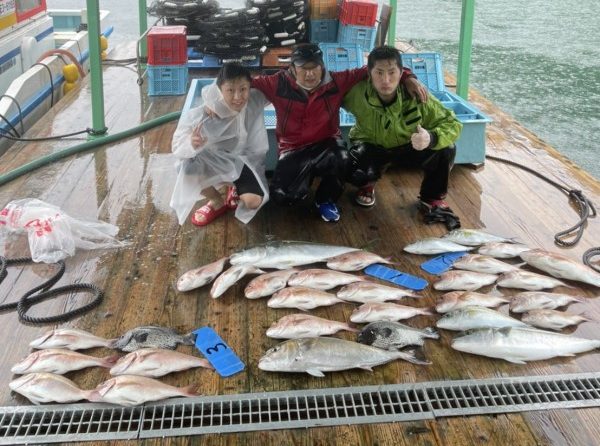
106, 338, 118, 349
423, 327, 440, 339
183, 332, 197, 345
343, 323, 360, 333
182, 384, 200, 397
396, 348, 431, 366
101, 354, 121, 367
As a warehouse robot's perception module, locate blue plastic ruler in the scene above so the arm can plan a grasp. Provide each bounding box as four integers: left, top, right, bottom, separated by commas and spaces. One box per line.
364, 264, 428, 291
420, 251, 469, 275
193, 327, 245, 377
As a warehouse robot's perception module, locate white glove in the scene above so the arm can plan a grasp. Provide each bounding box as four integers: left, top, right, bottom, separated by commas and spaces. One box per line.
410, 125, 431, 151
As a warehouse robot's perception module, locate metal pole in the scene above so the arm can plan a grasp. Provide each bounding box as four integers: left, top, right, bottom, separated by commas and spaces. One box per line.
139, 0, 148, 59
456, 0, 475, 99
387, 0, 397, 45
85, 0, 106, 137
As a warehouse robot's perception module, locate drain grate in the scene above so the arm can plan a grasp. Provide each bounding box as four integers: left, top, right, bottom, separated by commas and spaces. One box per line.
1, 373, 599, 444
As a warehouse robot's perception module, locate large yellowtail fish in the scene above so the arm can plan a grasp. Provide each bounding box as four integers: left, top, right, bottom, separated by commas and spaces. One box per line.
229, 241, 359, 269
258, 337, 429, 377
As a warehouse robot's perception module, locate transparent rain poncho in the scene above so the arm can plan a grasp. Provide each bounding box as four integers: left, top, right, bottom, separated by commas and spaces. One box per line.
169, 82, 270, 224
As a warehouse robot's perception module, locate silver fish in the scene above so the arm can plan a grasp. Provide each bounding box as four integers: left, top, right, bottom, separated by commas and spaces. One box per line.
258, 337, 429, 377
336, 281, 419, 303
110, 348, 212, 377
433, 270, 498, 291
521, 309, 589, 331
436, 306, 529, 331
29, 328, 115, 351
229, 241, 359, 269
88, 375, 198, 406
268, 287, 347, 310
244, 268, 299, 298
350, 302, 433, 323
176, 257, 228, 292
112, 326, 195, 352
497, 270, 571, 290
357, 321, 439, 350
435, 291, 509, 313
210, 264, 265, 298
9, 373, 92, 404
266, 314, 358, 339
520, 249, 600, 287
452, 254, 519, 274
403, 238, 474, 255
478, 242, 531, 259
452, 327, 600, 364
508, 291, 584, 313
442, 229, 512, 246
11, 349, 118, 375
287, 268, 365, 290
326, 251, 392, 271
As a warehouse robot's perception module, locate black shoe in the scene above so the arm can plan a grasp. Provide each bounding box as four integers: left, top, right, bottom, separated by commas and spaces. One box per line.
418, 199, 461, 230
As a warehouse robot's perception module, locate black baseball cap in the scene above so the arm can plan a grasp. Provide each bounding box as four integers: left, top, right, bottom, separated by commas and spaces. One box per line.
290, 44, 324, 66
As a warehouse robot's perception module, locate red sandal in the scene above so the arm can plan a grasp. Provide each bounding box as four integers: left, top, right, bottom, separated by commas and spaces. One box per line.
226, 185, 239, 209
190, 202, 229, 226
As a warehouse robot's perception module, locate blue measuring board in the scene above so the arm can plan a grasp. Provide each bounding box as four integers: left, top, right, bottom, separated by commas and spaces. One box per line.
364, 264, 428, 291
420, 251, 469, 275
193, 327, 245, 377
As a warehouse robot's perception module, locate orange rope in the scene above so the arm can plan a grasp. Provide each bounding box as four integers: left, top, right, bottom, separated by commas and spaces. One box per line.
36, 49, 86, 78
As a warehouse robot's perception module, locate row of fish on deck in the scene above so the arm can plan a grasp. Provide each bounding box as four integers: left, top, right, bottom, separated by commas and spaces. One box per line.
8, 231, 600, 406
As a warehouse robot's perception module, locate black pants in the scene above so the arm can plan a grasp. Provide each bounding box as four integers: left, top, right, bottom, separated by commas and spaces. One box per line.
347, 142, 456, 201
270, 138, 348, 205
234, 165, 263, 196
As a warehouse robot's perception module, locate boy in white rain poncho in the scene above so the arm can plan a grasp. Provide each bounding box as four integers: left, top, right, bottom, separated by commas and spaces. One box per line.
170, 63, 270, 226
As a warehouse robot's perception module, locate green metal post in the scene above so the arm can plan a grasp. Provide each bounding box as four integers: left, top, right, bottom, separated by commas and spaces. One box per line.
387, 0, 397, 45
139, 0, 148, 59
456, 0, 475, 99
85, 0, 106, 137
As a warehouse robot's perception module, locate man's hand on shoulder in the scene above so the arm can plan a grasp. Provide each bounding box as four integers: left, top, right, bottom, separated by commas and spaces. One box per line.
405, 77, 428, 103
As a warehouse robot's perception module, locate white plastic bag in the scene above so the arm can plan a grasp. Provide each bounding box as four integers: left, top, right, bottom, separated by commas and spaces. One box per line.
0, 198, 127, 263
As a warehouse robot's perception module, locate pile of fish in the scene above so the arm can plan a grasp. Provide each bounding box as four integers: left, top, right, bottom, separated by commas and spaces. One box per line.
177, 241, 438, 375
10, 326, 213, 405
403, 229, 599, 364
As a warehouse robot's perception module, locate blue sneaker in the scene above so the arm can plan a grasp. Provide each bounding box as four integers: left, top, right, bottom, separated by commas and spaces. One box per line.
316, 202, 340, 222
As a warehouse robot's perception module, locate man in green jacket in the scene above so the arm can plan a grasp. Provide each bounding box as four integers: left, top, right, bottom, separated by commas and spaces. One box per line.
343, 46, 463, 229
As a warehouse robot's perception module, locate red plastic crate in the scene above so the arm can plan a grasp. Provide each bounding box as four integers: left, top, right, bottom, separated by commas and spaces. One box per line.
147, 26, 188, 65
339, 0, 378, 26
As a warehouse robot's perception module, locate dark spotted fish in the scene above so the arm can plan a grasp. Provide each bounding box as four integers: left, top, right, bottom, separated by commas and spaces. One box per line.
111, 326, 195, 352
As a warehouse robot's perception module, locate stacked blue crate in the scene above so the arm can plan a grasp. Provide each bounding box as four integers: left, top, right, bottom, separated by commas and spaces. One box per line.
309, 19, 339, 43
337, 23, 376, 51
319, 43, 363, 71
400, 52, 492, 164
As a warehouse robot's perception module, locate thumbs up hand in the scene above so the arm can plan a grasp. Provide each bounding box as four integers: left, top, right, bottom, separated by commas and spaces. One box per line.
410, 125, 431, 151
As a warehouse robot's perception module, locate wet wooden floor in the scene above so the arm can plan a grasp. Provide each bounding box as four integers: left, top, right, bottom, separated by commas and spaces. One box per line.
0, 44, 599, 445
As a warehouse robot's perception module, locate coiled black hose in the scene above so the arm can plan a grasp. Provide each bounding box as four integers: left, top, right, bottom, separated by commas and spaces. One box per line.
0, 256, 103, 324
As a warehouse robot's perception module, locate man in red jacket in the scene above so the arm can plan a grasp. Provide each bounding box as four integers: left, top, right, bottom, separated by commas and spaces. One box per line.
251, 44, 427, 222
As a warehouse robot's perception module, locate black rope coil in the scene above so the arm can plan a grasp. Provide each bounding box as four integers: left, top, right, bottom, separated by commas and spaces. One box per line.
0, 256, 103, 324
486, 154, 598, 256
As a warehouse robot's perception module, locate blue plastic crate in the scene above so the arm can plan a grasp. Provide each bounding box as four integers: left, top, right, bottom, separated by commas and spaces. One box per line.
319, 43, 364, 72
400, 52, 445, 92
310, 19, 339, 43
337, 23, 376, 51
147, 64, 188, 96
186, 49, 260, 69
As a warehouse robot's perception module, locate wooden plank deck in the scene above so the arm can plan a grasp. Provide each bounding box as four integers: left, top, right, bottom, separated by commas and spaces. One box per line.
0, 44, 599, 445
